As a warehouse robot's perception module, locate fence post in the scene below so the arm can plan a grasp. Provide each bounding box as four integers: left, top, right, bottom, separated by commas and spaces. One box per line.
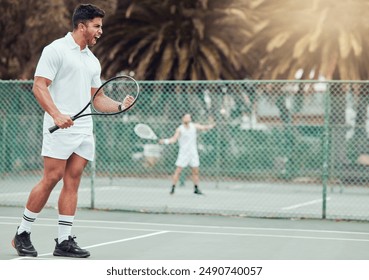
90, 134, 96, 209
322, 82, 331, 219
0, 113, 6, 178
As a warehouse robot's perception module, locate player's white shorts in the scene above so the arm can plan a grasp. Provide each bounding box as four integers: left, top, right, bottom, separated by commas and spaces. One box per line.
175, 152, 199, 168
41, 133, 95, 161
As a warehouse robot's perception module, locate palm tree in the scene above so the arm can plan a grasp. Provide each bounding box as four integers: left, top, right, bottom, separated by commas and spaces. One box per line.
243, 0, 369, 80
94, 0, 257, 80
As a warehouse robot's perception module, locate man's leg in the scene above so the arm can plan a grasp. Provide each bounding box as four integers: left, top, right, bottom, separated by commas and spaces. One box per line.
13, 157, 66, 257
26, 157, 67, 213
58, 152, 88, 216
53, 153, 90, 258
170, 166, 183, 194
191, 167, 203, 194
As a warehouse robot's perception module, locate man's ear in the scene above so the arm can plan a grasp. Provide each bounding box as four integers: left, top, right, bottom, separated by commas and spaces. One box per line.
79, 22, 85, 31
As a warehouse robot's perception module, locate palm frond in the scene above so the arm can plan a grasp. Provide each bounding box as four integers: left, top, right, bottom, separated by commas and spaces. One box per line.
94, 0, 255, 80
174, 42, 190, 80
156, 43, 175, 80
243, 0, 369, 80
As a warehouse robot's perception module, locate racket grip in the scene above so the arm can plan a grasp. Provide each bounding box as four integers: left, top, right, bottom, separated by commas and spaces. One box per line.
48, 125, 60, 133
48, 116, 76, 133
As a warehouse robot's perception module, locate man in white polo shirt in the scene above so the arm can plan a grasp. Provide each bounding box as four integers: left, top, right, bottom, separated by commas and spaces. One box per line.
12, 4, 133, 258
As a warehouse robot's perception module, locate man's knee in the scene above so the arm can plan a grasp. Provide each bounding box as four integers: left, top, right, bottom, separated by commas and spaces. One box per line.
43, 171, 64, 185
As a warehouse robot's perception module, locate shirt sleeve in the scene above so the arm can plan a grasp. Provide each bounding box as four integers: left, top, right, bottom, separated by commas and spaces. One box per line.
91, 58, 102, 88
91, 71, 102, 88
34, 45, 61, 81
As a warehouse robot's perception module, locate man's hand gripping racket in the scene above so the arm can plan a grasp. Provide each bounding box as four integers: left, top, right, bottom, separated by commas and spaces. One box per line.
49, 75, 140, 133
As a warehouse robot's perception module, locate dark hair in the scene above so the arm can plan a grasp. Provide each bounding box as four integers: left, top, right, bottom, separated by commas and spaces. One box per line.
72, 4, 105, 29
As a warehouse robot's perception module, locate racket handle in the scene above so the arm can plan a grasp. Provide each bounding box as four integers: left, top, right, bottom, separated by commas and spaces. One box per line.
48, 116, 76, 133
48, 125, 60, 133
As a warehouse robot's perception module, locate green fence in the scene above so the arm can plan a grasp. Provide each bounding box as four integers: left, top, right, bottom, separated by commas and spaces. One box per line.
1, 80, 369, 221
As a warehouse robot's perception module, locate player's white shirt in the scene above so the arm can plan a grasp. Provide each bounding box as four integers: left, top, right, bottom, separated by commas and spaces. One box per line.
175, 122, 199, 167
34, 32, 102, 135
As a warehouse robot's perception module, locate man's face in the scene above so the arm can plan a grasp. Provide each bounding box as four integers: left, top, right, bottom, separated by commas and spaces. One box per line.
182, 114, 191, 124
81, 17, 103, 47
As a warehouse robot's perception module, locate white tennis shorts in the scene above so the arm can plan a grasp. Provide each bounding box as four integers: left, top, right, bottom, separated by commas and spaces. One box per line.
175, 152, 199, 168
41, 133, 95, 161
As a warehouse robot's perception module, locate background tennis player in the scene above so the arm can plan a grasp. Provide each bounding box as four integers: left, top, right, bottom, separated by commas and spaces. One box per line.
159, 113, 215, 195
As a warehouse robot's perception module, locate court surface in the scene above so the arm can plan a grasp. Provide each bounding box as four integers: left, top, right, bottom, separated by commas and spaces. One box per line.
0, 205, 368, 260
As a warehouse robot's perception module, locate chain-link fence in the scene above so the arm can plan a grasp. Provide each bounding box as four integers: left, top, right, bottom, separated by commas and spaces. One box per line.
1, 80, 369, 221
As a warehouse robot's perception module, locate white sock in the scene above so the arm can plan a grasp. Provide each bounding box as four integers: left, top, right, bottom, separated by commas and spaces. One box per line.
18, 208, 39, 234
58, 215, 74, 243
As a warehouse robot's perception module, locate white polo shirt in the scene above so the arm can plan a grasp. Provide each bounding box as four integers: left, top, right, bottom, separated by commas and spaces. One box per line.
35, 32, 102, 135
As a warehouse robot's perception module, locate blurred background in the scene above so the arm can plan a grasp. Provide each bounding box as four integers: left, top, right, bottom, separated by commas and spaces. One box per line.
1, 0, 369, 221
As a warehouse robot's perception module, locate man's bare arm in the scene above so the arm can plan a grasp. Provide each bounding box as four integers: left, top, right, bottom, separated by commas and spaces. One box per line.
194, 123, 216, 131
159, 127, 181, 144
33, 76, 73, 129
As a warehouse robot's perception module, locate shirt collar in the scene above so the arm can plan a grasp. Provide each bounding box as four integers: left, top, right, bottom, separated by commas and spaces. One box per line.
65, 32, 91, 55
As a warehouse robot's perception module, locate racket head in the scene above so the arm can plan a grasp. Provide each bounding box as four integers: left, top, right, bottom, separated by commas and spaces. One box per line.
134, 124, 158, 140
91, 75, 140, 115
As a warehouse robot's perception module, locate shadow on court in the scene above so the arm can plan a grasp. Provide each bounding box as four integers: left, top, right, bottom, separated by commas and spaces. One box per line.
0, 205, 368, 260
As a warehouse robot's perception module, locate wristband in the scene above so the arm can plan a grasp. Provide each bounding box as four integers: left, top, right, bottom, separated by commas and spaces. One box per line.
118, 104, 124, 111
164, 139, 169, 145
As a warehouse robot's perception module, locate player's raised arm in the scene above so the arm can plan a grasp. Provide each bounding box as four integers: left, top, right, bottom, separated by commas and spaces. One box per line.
194, 122, 216, 131
159, 127, 181, 145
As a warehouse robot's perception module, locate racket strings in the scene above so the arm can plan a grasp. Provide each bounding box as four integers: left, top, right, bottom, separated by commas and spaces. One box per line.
134, 124, 158, 140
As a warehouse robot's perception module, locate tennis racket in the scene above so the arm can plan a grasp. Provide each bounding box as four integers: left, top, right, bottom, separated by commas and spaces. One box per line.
134, 123, 158, 140
49, 75, 140, 133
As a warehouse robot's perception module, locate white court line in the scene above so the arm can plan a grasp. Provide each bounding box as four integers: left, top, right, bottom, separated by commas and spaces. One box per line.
3, 221, 369, 244
7, 220, 369, 260
165, 231, 369, 243
282, 197, 331, 210
10, 224, 369, 260
1, 215, 368, 236
83, 231, 168, 250
2, 222, 160, 233
12, 231, 168, 260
